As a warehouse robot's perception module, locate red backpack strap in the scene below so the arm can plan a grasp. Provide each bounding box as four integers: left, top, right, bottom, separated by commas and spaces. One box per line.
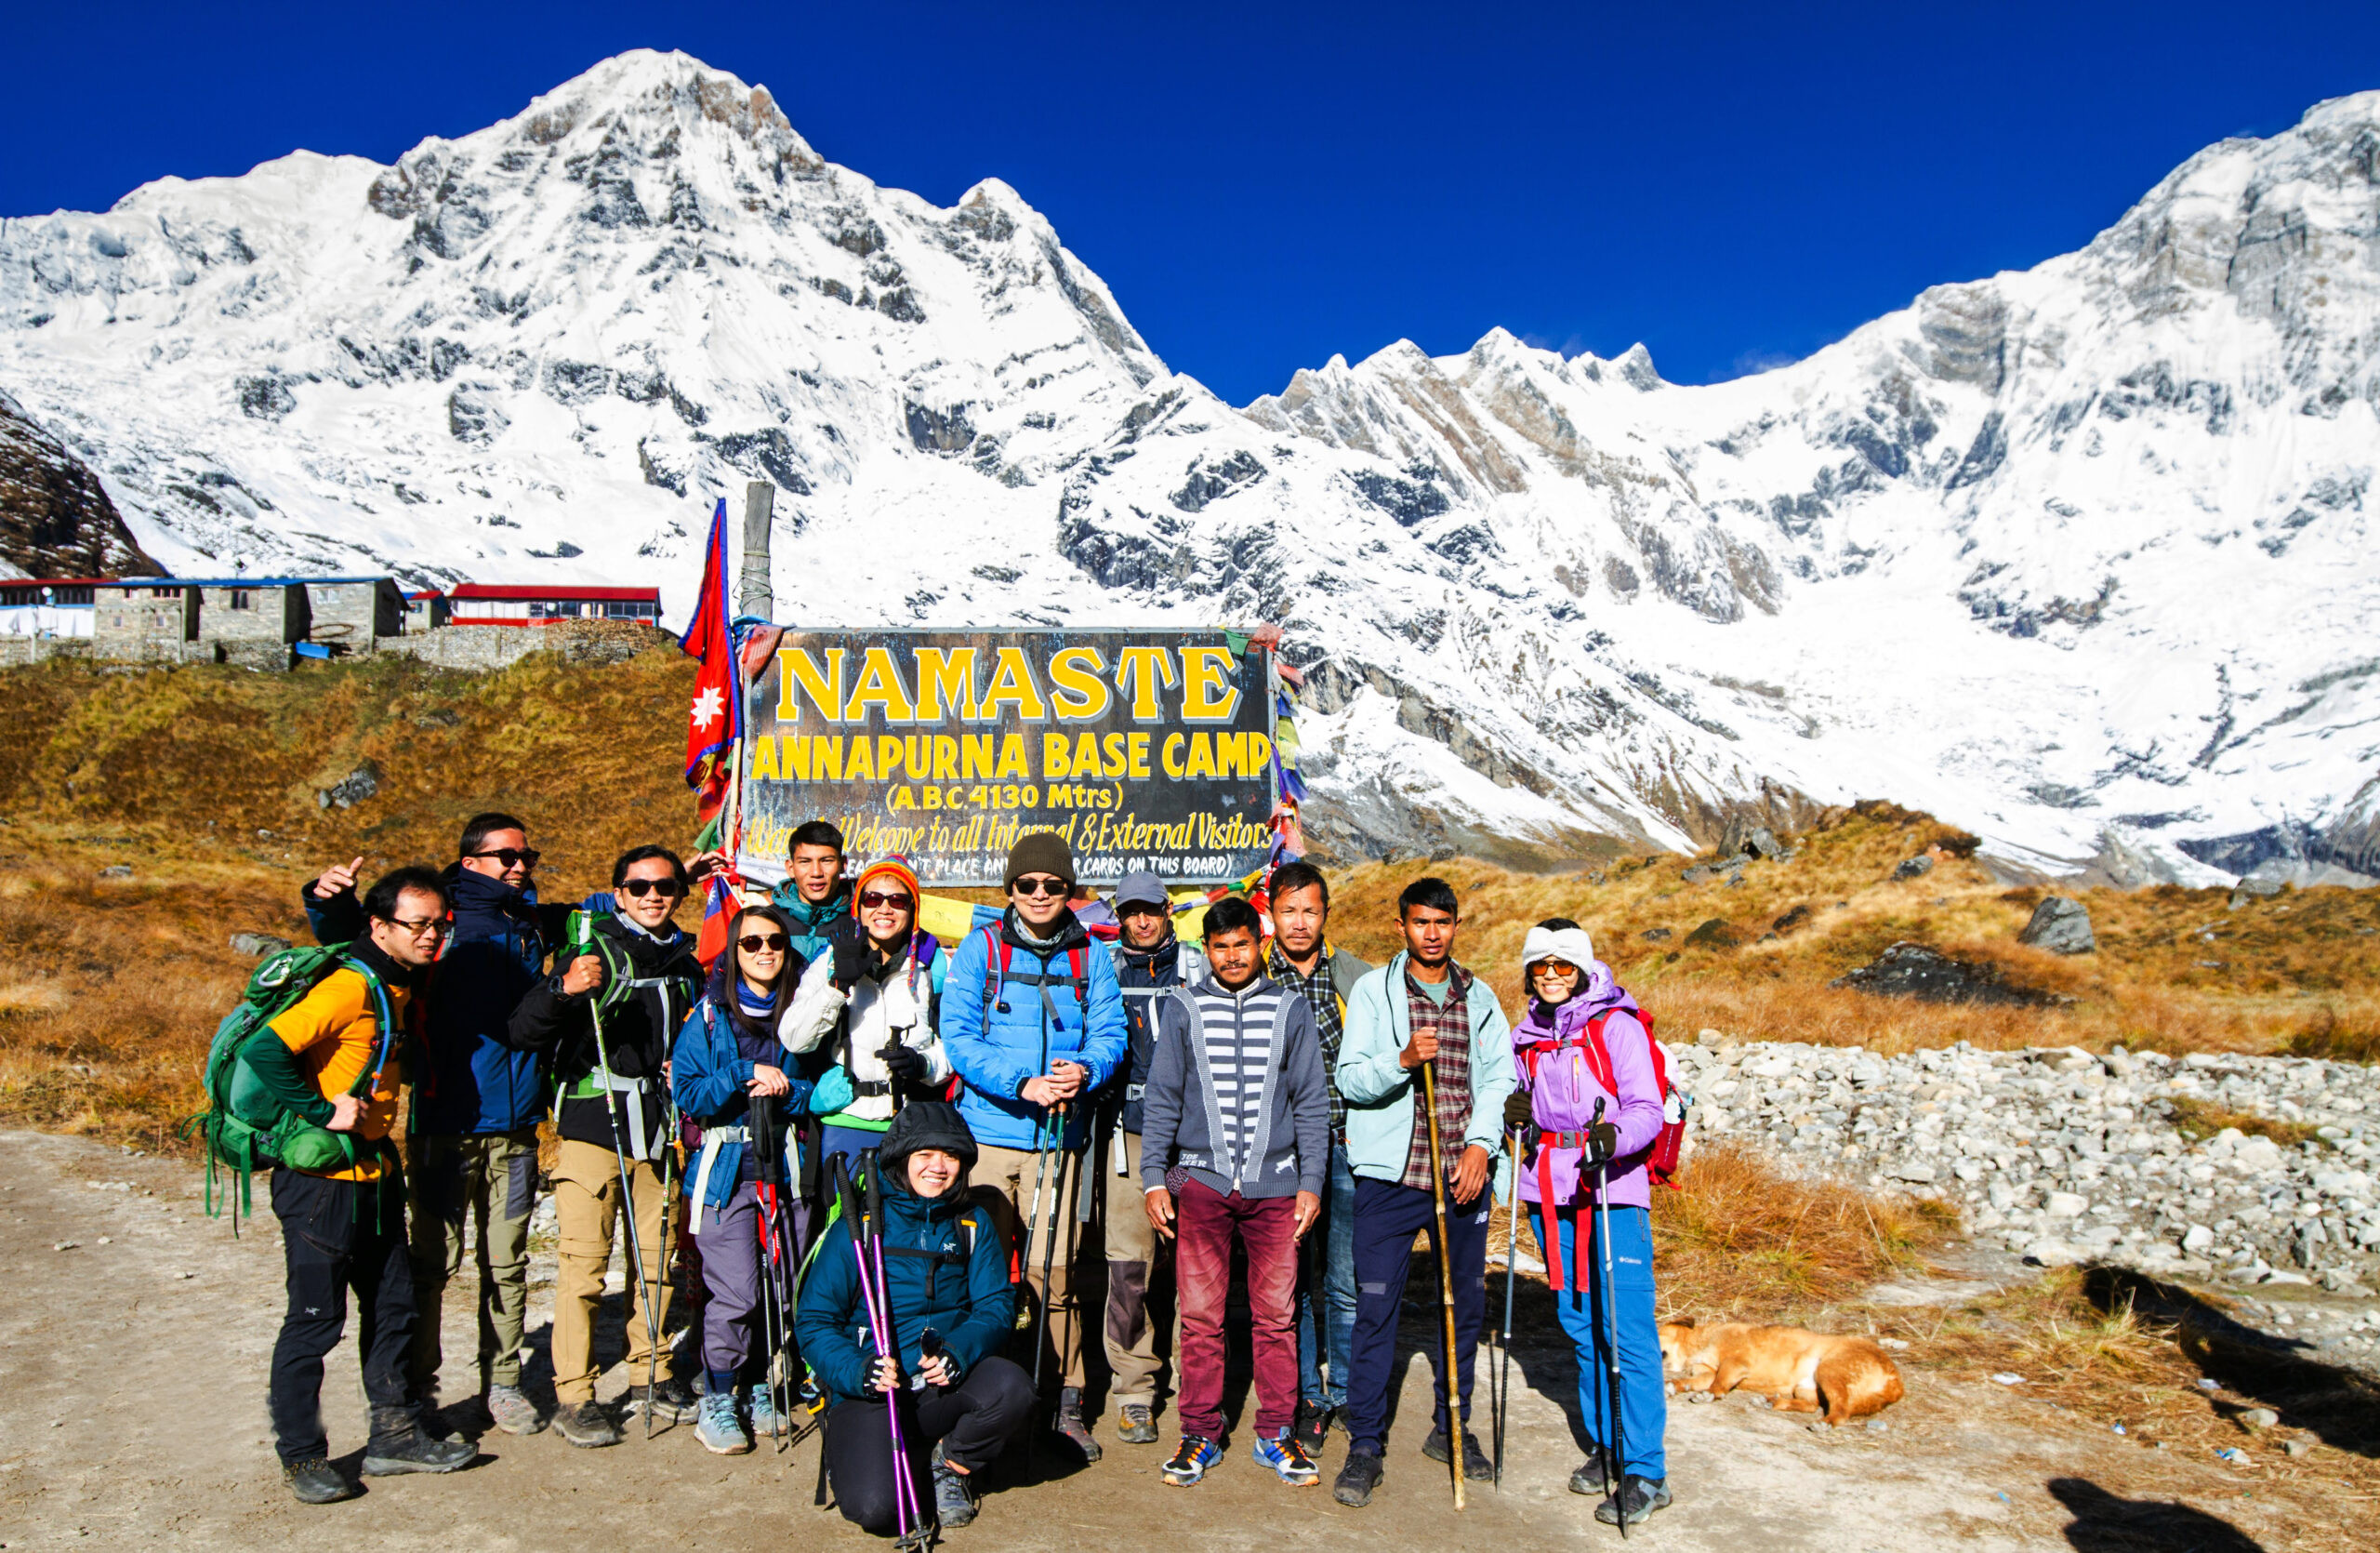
1580, 1013, 1620, 1096
1066, 945, 1088, 1005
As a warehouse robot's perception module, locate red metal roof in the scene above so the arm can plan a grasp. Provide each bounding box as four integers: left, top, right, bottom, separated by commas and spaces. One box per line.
8, 577, 116, 588
446, 583, 661, 602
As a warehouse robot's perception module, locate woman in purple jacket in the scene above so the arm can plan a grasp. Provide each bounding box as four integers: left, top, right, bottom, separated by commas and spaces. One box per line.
1507, 919, 1671, 1527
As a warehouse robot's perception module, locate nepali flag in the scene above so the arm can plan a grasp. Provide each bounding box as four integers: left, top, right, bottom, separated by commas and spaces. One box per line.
680, 497, 740, 823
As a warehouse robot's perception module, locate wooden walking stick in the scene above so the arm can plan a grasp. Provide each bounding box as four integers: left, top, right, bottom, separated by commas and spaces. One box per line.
1420, 1058, 1466, 1512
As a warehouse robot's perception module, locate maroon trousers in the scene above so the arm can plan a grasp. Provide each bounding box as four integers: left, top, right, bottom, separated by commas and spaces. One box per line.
1172, 1179, 1301, 1440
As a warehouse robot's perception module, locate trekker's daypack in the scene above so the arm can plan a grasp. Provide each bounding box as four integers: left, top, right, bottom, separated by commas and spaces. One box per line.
1522, 1006, 1691, 1189
186, 943, 397, 1232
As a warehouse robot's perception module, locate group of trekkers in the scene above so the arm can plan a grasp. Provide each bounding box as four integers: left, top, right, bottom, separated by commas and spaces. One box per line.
251, 812, 1674, 1535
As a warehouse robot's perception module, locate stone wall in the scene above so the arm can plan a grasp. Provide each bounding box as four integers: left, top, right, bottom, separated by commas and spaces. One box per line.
1676, 1037, 2380, 1294
193, 584, 302, 647
375, 618, 668, 670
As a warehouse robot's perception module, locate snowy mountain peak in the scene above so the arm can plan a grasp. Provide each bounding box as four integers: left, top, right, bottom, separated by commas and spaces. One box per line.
1, 55, 2375, 882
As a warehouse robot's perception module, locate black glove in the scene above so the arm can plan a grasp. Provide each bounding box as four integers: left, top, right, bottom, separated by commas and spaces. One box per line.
1582, 1121, 1619, 1165
831, 935, 868, 989
1503, 1090, 1534, 1131
879, 1040, 928, 1082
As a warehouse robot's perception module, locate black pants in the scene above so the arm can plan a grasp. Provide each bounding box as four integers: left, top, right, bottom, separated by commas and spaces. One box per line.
269, 1168, 418, 1464
826, 1356, 1035, 1532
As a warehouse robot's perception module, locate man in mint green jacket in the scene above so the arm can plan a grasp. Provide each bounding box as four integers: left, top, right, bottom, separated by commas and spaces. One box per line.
1329, 876, 1515, 1507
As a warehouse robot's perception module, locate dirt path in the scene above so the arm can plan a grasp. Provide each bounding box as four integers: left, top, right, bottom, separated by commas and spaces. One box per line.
0, 1131, 2271, 1552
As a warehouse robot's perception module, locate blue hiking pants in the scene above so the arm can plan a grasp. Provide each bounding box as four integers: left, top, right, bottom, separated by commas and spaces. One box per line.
1296, 1143, 1358, 1409
1530, 1202, 1666, 1480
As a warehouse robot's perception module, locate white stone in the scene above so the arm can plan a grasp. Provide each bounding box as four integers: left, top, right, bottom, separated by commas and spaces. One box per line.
2044, 1191, 2089, 1217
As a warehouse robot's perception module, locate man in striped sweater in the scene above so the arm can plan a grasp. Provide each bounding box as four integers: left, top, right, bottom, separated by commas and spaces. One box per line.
1139, 896, 1330, 1490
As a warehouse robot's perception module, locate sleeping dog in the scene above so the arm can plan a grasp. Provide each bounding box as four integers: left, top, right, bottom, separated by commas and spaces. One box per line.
1658, 1317, 1905, 1427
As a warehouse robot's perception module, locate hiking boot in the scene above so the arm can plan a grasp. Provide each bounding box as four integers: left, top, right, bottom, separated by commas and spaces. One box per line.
485, 1382, 547, 1437
932, 1442, 978, 1529
1567, 1445, 1614, 1496
1252, 1427, 1320, 1486
360, 1412, 477, 1477
1332, 1449, 1383, 1507
1291, 1400, 1333, 1456
1594, 1475, 1673, 1526
1421, 1425, 1494, 1481
282, 1456, 358, 1505
1160, 1434, 1223, 1486
1116, 1401, 1159, 1444
1053, 1386, 1103, 1462
747, 1384, 788, 1440
696, 1390, 752, 1455
552, 1400, 621, 1449
625, 1374, 697, 1425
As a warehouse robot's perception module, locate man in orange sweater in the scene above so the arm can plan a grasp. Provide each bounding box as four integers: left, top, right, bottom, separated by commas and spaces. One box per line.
243, 865, 477, 1503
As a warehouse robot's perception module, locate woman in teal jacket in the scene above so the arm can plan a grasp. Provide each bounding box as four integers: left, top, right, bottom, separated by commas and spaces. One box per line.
796, 1103, 1029, 1533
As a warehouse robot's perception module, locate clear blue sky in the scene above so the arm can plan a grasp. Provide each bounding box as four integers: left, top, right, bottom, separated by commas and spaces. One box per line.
7, 3, 2375, 404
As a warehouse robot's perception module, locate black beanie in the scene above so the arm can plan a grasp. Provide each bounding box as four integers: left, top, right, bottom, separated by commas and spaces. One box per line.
878, 1100, 979, 1190
1004, 830, 1076, 889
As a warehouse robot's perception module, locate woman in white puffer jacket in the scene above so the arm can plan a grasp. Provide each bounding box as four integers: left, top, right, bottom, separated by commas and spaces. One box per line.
781, 856, 953, 1172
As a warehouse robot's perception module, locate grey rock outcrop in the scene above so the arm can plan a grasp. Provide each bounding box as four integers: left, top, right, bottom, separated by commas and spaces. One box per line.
2017, 896, 2096, 955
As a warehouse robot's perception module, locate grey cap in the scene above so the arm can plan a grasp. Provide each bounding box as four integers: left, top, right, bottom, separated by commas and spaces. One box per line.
1113, 869, 1170, 909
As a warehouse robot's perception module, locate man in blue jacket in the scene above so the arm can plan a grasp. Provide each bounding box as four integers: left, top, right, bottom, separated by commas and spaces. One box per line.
304, 811, 574, 1439
939, 832, 1126, 1462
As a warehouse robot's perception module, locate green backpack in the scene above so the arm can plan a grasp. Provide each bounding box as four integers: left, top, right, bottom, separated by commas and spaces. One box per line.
186, 943, 397, 1231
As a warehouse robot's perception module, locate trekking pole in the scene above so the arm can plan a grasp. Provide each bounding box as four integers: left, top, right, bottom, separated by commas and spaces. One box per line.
1419, 1059, 1465, 1513
863, 1151, 928, 1546
1495, 1124, 1523, 1489
571, 914, 663, 1427
1590, 1097, 1628, 1538
751, 1090, 792, 1451
646, 1094, 679, 1439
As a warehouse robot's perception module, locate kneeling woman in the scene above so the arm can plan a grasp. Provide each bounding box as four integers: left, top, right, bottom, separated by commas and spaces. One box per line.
796, 1102, 1032, 1535
1508, 918, 1672, 1526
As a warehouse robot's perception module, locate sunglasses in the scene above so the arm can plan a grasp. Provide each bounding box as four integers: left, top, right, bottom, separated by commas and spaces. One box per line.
738, 933, 790, 953
1012, 876, 1070, 897
857, 890, 914, 911
469, 846, 540, 869
385, 916, 448, 940
1532, 958, 1580, 979
619, 878, 685, 899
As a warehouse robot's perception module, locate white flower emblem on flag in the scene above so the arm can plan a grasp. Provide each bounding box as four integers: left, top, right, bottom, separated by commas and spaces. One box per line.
690, 684, 726, 730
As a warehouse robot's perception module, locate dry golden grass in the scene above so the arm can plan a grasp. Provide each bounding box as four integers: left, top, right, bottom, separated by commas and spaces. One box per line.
2164, 1097, 2328, 1151
0, 644, 700, 1150
1324, 805, 2380, 1060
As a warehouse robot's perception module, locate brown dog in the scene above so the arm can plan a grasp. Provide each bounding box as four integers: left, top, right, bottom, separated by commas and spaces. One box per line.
1658, 1318, 1905, 1426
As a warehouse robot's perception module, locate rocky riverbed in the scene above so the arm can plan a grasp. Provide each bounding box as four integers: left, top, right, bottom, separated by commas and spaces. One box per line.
1673, 1037, 2380, 1302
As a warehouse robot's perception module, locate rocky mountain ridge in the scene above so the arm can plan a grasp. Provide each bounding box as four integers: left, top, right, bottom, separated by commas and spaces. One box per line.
1, 50, 2374, 877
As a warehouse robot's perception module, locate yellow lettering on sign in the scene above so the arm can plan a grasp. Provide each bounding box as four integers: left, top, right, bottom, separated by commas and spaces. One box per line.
1043, 732, 1073, 780
961, 735, 997, 779
1180, 646, 1240, 723
1161, 733, 1186, 778
889, 786, 916, 811
808, 737, 841, 782
980, 648, 1047, 720
776, 647, 845, 723
1185, 732, 1218, 779
844, 648, 917, 723
996, 733, 1029, 779
845, 736, 875, 782
751, 734, 781, 780
1072, 730, 1104, 778
1115, 647, 1176, 720
913, 647, 981, 721
1048, 645, 1110, 721
1103, 733, 1128, 777
1246, 732, 1273, 774
932, 735, 960, 780
878, 736, 907, 781
1129, 732, 1151, 779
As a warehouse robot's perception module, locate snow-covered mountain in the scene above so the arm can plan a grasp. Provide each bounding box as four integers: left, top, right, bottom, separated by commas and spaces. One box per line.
2, 49, 2375, 880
